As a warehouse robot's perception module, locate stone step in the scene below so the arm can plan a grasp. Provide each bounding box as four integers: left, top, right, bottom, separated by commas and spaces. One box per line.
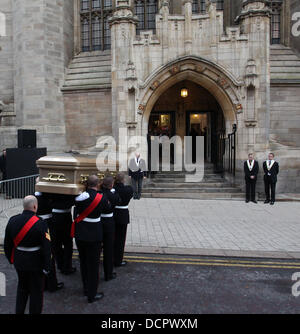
67, 66, 111, 75
72, 56, 112, 64
69, 60, 111, 68
142, 187, 242, 193
270, 60, 300, 67
146, 182, 235, 188
141, 192, 245, 200
270, 67, 300, 73
65, 71, 111, 81
63, 77, 111, 87
149, 177, 226, 183
152, 173, 223, 179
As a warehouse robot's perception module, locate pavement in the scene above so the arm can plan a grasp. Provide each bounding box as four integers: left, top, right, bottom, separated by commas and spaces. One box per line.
1, 197, 300, 259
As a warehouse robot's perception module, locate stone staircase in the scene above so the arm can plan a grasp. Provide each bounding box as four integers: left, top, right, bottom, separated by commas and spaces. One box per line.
270, 44, 300, 81
62, 50, 112, 91
142, 164, 244, 200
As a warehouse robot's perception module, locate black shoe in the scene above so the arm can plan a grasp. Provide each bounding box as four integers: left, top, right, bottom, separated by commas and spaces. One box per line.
270, 201, 275, 205
88, 292, 104, 303
264, 200, 270, 204
48, 282, 64, 293
105, 272, 117, 282
61, 267, 76, 275
245, 200, 250, 203
115, 261, 127, 267
251, 200, 258, 204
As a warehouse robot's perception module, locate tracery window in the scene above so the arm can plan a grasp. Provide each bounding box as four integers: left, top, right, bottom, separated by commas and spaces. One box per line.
80, 0, 113, 52
192, 0, 206, 14
216, 0, 224, 11
268, 0, 283, 44
134, 0, 158, 35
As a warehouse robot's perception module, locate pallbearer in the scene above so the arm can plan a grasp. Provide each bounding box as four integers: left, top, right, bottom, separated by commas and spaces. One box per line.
73, 175, 111, 303
263, 153, 279, 205
244, 153, 259, 203
99, 176, 121, 281
113, 173, 133, 267
35, 184, 64, 292
51, 194, 76, 275
4, 196, 51, 314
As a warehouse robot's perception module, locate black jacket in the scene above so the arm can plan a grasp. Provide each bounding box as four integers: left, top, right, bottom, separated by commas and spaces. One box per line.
35, 191, 53, 216
244, 160, 259, 181
99, 188, 121, 214
113, 183, 133, 225
74, 188, 111, 242
4, 210, 51, 272
128, 158, 147, 180
0, 154, 6, 180
263, 161, 279, 183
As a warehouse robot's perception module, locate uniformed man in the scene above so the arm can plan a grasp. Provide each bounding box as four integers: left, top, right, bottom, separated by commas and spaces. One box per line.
72, 175, 111, 303
113, 173, 133, 267
263, 153, 279, 205
244, 153, 259, 203
35, 187, 64, 292
99, 176, 121, 281
51, 194, 76, 275
4, 195, 51, 314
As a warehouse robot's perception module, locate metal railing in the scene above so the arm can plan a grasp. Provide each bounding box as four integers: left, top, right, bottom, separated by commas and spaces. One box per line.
0, 174, 39, 218
216, 124, 237, 176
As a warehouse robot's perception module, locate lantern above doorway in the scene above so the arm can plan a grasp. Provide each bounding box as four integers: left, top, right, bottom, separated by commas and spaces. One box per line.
180, 88, 188, 98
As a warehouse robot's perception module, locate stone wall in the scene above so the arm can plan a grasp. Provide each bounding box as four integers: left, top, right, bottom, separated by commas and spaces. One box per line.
63, 89, 112, 150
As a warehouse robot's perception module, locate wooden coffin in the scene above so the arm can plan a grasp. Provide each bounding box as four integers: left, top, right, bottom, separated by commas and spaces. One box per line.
35, 155, 119, 195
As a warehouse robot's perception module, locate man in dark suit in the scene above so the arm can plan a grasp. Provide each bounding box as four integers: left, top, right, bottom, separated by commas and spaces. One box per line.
263, 153, 279, 205
128, 152, 147, 200
73, 175, 111, 303
4, 195, 51, 314
244, 153, 259, 203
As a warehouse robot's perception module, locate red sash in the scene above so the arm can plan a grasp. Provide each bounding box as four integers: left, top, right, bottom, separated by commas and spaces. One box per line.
70, 193, 103, 238
10, 215, 40, 264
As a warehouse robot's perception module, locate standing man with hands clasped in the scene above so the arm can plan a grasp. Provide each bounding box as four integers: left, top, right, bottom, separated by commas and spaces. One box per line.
244, 153, 259, 204
128, 152, 147, 200
263, 153, 279, 205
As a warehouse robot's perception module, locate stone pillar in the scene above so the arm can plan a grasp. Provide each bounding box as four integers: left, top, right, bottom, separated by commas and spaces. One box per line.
183, 0, 193, 55
237, 1, 271, 156
109, 0, 139, 158
12, 0, 71, 152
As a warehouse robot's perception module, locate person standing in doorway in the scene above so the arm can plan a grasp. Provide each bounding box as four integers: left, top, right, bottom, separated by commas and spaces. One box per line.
128, 152, 147, 200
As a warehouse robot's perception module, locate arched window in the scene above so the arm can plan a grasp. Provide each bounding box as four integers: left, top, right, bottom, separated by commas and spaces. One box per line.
134, 0, 158, 35
268, 0, 283, 44
80, 0, 112, 52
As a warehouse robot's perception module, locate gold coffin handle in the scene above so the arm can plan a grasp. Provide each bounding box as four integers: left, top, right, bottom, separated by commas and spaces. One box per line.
42, 173, 68, 183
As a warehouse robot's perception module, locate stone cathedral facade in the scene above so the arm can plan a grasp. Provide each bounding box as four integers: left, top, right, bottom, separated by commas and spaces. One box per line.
0, 0, 300, 193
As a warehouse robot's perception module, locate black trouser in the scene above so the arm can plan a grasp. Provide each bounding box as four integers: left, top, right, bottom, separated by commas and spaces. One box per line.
75, 239, 102, 301
16, 270, 44, 314
44, 218, 59, 291
102, 217, 115, 279
131, 177, 143, 199
264, 177, 276, 202
245, 178, 257, 201
114, 224, 128, 266
51, 212, 73, 272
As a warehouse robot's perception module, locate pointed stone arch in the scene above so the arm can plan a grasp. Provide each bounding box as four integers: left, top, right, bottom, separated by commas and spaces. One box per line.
138, 56, 244, 136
